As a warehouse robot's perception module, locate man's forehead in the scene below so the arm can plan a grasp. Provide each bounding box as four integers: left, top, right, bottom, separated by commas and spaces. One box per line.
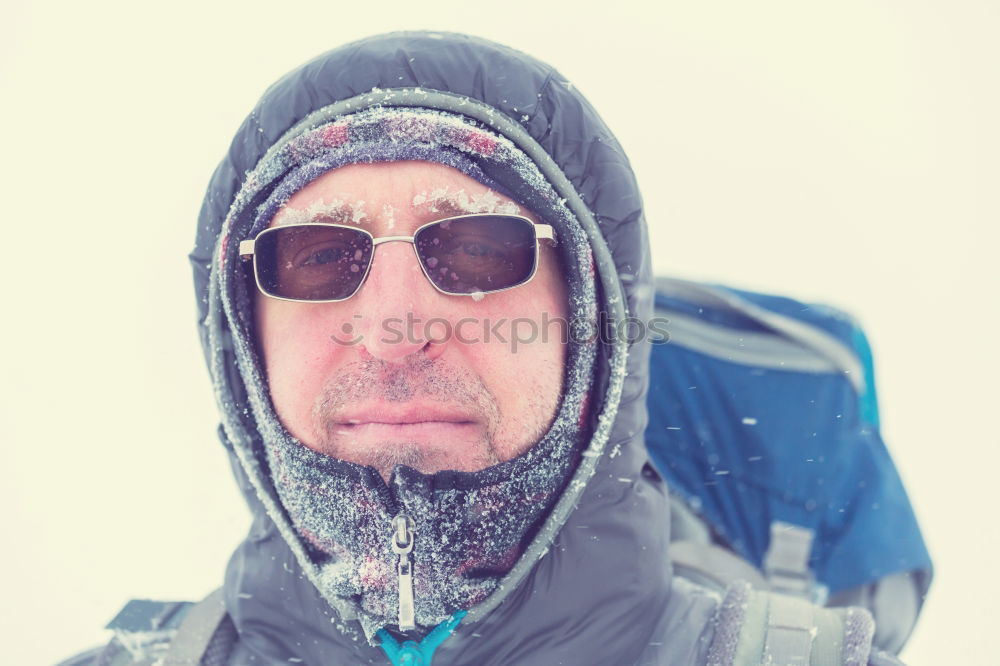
272, 181, 522, 228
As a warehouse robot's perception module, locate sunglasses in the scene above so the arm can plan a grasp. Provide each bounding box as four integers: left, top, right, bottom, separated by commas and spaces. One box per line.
239, 213, 556, 303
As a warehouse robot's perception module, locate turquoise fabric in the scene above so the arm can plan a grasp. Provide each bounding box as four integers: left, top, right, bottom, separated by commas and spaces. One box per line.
376, 611, 468, 665
851, 325, 881, 428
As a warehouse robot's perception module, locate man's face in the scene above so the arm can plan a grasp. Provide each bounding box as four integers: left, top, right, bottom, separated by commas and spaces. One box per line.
254, 161, 568, 480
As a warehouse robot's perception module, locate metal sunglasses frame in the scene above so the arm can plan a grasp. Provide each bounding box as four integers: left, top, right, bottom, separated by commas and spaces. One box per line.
239, 212, 557, 303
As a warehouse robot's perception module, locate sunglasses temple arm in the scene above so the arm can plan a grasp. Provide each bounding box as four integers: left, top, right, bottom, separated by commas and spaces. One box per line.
239, 239, 255, 260
536, 224, 557, 245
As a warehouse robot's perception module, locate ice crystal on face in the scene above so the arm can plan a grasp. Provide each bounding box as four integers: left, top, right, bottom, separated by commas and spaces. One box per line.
274, 198, 368, 227
412, 187, 520, 216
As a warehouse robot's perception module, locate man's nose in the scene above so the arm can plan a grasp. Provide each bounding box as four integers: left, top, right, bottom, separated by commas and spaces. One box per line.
351, 241, 449, 363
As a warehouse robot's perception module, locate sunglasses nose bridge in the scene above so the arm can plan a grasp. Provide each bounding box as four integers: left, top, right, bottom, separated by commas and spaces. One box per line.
355, 238, 437, 304
368, 236, 421, 273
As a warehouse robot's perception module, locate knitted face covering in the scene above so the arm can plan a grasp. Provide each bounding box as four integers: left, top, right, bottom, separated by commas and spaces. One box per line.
220, 107, 598, 637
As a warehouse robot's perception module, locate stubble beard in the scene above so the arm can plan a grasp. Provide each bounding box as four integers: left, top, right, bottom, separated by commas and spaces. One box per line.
309, 355, 517, 480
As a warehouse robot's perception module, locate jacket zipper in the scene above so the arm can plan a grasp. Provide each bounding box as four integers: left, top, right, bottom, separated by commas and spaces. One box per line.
390, 514, 416, 631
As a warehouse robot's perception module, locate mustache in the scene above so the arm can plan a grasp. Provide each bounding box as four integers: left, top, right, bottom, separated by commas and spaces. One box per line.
310, 355, 501, 437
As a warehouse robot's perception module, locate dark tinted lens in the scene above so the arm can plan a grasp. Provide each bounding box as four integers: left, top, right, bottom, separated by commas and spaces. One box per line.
254, 225, 373, 301
414, 215, 537, 294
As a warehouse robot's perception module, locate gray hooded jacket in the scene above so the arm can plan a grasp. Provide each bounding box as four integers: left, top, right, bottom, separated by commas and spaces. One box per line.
197, 31, 695, 665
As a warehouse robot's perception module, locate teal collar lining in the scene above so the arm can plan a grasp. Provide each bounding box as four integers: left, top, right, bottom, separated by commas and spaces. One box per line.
376, 611, 468, 665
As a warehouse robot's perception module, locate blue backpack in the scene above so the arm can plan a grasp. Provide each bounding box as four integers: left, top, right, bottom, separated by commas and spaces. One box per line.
645, 277, 932, 641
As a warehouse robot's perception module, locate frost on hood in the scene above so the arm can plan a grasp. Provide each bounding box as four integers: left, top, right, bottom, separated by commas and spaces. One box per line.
209, 105, 616, 640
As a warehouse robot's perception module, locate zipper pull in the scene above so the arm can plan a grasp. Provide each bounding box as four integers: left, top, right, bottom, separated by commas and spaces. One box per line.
391, 514, 416, 631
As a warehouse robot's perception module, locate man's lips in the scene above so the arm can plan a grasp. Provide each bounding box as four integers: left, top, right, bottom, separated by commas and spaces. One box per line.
333, 403, 479, 428
325, 402, 494, 473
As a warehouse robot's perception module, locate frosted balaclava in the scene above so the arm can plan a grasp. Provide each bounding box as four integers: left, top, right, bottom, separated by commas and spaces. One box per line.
215, 107, 599, 637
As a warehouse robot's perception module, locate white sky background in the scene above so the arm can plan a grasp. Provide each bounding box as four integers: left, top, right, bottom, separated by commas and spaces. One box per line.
1, 1, 996, 664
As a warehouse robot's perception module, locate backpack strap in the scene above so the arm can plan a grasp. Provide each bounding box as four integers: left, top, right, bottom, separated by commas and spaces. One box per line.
103, 598, 194, 664
707, 582, 876, 666
163, 588, 236, 666
762, 522, 819, 600
671, 541, 769, 591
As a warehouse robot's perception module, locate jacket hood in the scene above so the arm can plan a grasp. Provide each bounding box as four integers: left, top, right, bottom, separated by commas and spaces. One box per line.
192, 31, 698, 665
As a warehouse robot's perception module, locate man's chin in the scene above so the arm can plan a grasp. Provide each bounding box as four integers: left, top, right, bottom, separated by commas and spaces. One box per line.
322, 429, 501, 480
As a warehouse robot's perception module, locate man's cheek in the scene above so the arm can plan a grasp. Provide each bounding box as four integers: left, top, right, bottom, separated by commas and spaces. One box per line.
509, 318, 539, 354
330, 315, 365, 346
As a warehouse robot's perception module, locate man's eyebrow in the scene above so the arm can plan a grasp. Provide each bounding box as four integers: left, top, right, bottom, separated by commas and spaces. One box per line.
416, 199, 468, 218
275, 200, 369, 226
411, 191, 521, 218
